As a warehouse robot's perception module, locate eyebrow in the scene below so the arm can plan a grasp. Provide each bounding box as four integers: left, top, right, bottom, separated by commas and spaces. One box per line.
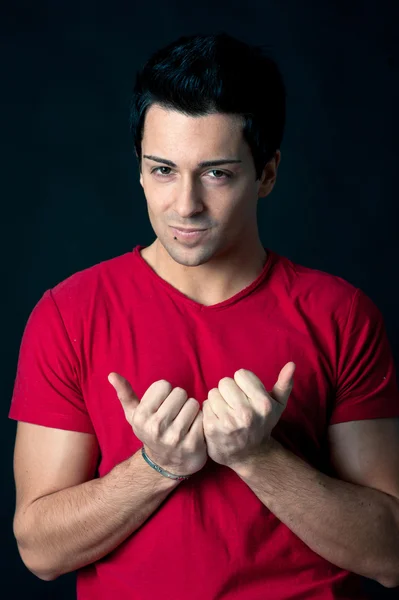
143, 155, 242, 168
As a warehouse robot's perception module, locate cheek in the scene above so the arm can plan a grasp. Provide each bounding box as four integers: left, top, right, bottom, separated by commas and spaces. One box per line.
142, 184, 167, 215
226, 190, 255, 219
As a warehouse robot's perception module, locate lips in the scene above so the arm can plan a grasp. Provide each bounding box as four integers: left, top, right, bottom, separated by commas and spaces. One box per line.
172, 227, 206, 232
170, 227, 208, 240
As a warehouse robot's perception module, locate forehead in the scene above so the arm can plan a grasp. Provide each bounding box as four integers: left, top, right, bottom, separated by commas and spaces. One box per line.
142, 104, 247, 158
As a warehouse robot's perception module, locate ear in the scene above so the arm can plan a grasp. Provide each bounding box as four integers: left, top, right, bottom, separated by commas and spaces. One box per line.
257, 150, 281, 198
135, 150, 143, 187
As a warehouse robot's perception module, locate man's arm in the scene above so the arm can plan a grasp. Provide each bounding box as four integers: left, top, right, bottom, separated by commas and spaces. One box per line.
230, 426, 399, 589
13, 422, 180, 581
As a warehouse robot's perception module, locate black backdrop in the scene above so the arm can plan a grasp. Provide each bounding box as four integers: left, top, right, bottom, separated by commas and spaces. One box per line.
1, 1, 399, 598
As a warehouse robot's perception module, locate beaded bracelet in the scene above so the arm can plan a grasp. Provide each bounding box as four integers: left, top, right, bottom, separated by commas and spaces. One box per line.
141, 447, 191, 481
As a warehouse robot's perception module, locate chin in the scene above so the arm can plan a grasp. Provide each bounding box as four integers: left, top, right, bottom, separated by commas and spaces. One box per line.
161, 239, 214, 267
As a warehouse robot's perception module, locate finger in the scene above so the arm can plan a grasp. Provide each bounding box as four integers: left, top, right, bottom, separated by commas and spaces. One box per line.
270, 362, 296, 405
233, 369, 270, 413
139, 379, 174, 416
108, 372, 140, 423
171, 397, 200, 436
187, 408, 205, 439
202, 399, 217, 424
207, 388, 231, 419
218, 377, 250, 411
156, 386, 189, 423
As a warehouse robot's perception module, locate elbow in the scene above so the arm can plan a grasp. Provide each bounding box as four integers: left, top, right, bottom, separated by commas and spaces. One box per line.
377, 557, 399, 589
13, 516, 60, 582
15, 541, 61, 581
34, 571, 60, 582
16, 541, 61, 581
28, 564, 60, 582
379, 577, 399, 589
16, 542, 60, 581
380, 569, 399, 589
26, 554, 60, 582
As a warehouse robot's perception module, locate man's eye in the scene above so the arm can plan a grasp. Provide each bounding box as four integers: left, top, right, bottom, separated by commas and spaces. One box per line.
151, 167, 232, 180
209, 170, 230, 179
152, 167, 172, 176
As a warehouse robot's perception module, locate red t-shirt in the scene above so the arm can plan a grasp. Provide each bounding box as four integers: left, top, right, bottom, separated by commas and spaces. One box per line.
9, 245, 399, 599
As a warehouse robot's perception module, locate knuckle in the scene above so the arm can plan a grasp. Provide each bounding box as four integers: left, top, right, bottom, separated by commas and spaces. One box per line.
185, 432, 201, 451
158, 379, 171, 387
221, 412, 235, 429
204, 420, 217, 435
132, 410, 144, 432
165, 429, 182, 447
238, 409, 253, 426
258, 404, 270, 418
154, 380, 173, 395
262, 396, 273, 413
186, 397, 199, 410
133, 405, 144, 420
148, 417, 162, 439
173, 387, 188, 399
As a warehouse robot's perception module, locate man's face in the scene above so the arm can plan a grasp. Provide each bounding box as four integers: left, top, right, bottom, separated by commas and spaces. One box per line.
139, 103, 278, 268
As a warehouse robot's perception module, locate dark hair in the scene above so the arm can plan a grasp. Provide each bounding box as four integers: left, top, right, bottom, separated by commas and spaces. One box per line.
130, 32, 286, 181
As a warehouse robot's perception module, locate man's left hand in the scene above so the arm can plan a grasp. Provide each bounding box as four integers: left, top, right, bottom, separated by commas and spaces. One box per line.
202, 362, 296, 468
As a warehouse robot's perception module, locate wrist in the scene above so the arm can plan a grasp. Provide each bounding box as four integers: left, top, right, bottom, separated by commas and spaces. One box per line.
141, 446, 192, 481
229, 437, 277, 478
129, 448, 182, 490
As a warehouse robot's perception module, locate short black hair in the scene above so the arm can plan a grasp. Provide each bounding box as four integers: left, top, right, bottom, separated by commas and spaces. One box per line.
130, 32, 286, 181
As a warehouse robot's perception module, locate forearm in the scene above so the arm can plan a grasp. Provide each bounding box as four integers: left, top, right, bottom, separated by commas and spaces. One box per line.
231, 438, 399, 588
14, 448, 180, 580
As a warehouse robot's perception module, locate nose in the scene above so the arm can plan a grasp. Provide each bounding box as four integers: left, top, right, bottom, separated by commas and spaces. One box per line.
173, 176, 204, 218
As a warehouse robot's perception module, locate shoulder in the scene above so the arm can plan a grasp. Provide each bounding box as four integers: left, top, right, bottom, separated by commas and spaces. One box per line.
271, 250, 360, 322
48, 250, 134, 313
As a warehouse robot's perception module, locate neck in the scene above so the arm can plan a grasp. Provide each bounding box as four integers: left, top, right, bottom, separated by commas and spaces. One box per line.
141, 238, 267, 306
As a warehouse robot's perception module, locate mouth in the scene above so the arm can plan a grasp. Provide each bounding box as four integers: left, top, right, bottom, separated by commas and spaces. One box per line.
170, 227, 208, 240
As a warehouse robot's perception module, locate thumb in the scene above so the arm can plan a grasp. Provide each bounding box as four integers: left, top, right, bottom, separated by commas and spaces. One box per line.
108, 372, 140, 424
270, 362, 296, 406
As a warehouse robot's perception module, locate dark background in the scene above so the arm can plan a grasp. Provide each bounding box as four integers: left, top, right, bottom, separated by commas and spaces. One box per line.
1, 1, 399, 598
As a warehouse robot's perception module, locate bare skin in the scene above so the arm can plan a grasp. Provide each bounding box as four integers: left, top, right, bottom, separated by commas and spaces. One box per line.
138, 104, 281, 306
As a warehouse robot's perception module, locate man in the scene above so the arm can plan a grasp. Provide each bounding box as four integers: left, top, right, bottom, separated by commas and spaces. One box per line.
9, 32, 399, 599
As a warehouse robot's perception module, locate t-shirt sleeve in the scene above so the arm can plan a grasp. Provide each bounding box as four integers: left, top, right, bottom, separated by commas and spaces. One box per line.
9, 289, 95, 434
330, 287, 399, 425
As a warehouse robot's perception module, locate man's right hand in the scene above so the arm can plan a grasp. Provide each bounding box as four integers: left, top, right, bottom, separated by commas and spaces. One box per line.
108, 373, 207, 476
